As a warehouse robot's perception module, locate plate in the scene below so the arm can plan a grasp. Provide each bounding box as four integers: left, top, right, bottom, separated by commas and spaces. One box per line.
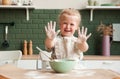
101, 4, 115, 6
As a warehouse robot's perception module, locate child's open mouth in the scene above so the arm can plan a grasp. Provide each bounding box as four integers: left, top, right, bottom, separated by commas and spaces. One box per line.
64, 29, 72, 32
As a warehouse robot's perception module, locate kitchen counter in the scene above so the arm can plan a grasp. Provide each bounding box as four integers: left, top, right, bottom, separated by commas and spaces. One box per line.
83, 55, 120, 60
21, 55, 120, 60
0, 64, 120, 79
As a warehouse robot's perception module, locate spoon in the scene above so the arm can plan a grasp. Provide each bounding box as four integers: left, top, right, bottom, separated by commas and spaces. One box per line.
36, 46, 53, 60
2, 26, 9, 48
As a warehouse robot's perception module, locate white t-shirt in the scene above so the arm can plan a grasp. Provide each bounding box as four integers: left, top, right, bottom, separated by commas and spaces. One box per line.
46, 35, 84, 61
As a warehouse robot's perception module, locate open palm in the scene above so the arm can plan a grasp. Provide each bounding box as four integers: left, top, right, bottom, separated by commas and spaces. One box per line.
77, 26, 91, 43
45, 21, 60, 40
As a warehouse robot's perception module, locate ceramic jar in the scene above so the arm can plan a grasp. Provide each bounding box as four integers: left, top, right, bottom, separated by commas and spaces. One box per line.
88, 0, 99, 6
2, 0, 11, 5
88, 0, 94, 6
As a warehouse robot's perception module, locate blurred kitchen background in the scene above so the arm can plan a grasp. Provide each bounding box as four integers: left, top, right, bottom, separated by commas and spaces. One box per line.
0, 0, 120, 55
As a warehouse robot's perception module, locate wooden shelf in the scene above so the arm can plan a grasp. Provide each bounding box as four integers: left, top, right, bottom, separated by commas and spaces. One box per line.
0, 5, 35, 21
85, 6, 120, 21
0, 5, 34, 8
86, 6, 120, 9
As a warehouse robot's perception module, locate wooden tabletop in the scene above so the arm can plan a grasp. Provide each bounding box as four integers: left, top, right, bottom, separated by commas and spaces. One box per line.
0, 64, 120, 79
22, 55, 120, 60
83, 55, 120, 60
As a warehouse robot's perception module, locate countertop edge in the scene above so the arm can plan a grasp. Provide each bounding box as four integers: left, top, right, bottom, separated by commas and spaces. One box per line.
21, 55, 120, 60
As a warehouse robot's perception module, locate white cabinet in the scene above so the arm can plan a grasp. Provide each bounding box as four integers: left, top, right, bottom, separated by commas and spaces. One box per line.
18, 55, 120, 73
17, 60, 37, 69
17, 59, 120, 73
80, 60, 120, 73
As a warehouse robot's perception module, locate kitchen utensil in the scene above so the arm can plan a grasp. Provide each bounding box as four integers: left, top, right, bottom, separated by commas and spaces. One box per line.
36, 46, 53, 60
2, 26, 9, 48
49, 59, 76, 73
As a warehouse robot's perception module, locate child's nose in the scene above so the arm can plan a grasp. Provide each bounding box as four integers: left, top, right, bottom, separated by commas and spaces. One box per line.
66, 25, 70, 29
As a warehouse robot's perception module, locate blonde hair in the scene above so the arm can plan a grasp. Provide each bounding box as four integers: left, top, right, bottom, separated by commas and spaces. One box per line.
58, 8, 81, 26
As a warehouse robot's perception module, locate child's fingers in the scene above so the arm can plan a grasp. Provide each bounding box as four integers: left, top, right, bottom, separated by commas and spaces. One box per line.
53, 21, 56, 31
50, 21, 52, 29
86, 33, 92, 39
47, 22, 50, 30
45, 26, 49, 33
84, 27, 87, 36
81, 26, 84, 34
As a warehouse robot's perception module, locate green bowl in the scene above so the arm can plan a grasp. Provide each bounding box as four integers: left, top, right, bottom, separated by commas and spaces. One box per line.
49, 59, 76, 73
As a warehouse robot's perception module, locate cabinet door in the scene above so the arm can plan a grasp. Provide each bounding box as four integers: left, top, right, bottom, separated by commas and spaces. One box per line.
81, 60, 120, 73
80, 60, 103, 69
101, 60, 120, 73
18, 60, 37, 70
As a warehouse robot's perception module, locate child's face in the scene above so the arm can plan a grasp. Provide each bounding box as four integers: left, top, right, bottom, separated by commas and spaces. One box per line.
59, 15, 79, 37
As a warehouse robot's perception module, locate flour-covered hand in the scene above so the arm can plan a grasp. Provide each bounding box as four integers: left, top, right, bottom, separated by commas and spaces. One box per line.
45, 21, 60, 40
77, 26, 91, 43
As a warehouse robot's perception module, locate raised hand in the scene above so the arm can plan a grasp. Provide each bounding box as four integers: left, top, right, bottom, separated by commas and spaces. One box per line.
77, 26, 91, 43
45, 21, 60, 40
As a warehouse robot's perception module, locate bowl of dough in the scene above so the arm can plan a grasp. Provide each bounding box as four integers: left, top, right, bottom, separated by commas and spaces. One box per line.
49, 59, 76, 73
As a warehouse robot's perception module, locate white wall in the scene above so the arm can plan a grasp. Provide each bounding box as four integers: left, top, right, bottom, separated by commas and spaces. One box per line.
0, 0, 120, 9
32, 0, 120, 9
33, 0, 88, 9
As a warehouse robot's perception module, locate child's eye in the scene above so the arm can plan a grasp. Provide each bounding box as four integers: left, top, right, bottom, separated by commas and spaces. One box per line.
63, 22, 67, 25
70, 23, 74, 26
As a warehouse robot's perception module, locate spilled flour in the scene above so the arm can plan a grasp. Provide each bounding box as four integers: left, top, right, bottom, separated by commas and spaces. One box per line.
72, 70, 96, 77
24, 71, 50, 79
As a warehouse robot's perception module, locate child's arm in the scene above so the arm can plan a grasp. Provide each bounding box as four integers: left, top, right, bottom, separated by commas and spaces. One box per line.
45, 21, 60, 49
45, 37, 55, 49
77, 26, 91, 52
77, 41, 89, 52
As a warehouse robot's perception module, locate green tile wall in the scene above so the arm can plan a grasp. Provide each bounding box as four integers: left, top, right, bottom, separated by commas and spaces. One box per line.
0, 9, 120, 55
